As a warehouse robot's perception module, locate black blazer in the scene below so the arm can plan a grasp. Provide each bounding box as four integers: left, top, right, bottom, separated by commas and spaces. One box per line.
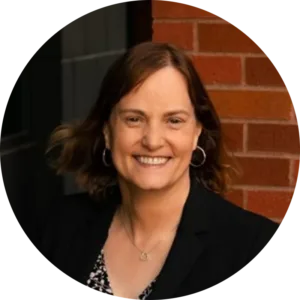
39, 176, 279, 299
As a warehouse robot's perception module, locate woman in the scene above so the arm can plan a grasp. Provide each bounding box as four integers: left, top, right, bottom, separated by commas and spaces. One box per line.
43, 42, 279, 299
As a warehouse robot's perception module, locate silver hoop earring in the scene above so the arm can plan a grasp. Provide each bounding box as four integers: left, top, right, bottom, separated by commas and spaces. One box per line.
102, 148, 112, 167
190, 146, 206, 168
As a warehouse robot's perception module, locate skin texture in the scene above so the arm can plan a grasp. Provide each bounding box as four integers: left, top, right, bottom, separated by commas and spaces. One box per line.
101, 66, 202, 298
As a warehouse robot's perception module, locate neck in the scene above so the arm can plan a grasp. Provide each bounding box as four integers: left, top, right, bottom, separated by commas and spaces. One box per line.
117, 173, 191, 238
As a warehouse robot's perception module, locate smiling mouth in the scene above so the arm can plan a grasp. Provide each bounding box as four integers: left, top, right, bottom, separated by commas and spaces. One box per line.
133, 155, 171, 166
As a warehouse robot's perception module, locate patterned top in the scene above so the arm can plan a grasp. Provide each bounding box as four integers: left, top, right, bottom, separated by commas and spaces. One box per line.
87, 249, 157, 299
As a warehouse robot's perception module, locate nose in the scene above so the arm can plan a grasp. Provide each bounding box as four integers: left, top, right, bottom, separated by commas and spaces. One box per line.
141, 123, 165, 150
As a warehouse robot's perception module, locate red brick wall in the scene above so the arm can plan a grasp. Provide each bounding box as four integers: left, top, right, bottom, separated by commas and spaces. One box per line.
152, 0, 300, 221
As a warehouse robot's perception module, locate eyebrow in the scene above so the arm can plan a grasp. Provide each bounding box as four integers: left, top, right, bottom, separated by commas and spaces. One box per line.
118, 109, 190, 117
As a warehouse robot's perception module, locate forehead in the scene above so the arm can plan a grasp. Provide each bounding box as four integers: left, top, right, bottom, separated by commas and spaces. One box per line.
117, 66, 193, 112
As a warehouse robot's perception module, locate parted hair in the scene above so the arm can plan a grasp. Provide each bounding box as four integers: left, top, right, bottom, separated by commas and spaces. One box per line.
46, 41, 235, 198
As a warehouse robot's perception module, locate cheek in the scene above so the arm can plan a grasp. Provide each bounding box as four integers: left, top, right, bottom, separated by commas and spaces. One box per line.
111, 127, 140, 154
169, 126, 199, 163
181, 143, 196, 158
169, 131, 197, 156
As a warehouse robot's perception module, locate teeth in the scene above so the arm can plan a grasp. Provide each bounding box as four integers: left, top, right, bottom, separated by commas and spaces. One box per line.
136, 156, 169, 165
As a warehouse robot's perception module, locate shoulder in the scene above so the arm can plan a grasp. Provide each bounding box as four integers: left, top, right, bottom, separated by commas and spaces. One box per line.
202, 188, 279, 260
42, 192, 102, 230
42, 184, 120, 230
55, 191, 112, 238
38, 187, 119, 257
207, 189, 278, 232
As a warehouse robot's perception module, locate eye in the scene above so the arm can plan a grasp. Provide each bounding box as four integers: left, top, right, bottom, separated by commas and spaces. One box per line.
125, 116, 142, 125
168, 118, 184, 125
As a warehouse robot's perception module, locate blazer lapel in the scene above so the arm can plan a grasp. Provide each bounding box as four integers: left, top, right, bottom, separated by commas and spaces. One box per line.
148, 176, 212, 300
71, 177, 213, 298
74, 187, 121, 284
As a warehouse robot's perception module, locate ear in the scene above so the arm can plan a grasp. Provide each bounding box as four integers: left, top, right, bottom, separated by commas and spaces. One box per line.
102, 123, 111, 150
193, 123, 202, 150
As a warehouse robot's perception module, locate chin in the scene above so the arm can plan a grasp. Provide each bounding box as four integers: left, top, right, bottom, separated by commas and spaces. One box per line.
132, 178, 171, 191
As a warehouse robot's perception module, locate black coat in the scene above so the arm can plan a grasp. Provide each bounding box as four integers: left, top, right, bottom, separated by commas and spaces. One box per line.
5, 179, 280, 300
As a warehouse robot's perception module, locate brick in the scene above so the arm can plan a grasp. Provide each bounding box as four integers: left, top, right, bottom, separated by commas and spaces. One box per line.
208, 90, 291, 120
245, 57, 285, 86
235, 157, 290, 186
291, 160, 299, 186
222, 123, 244, 152
290, 105, 297, 121
225, 189, 244, 207
152, 1, 218, 19
192, 55, 242, 85
198, 23, 262, 53
248, 124, 300, 154
271, 218, 282, 223
153, 22, 193, 50
246, 190, 293, 219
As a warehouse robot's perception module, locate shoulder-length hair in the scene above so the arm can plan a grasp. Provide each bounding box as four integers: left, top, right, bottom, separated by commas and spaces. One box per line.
46, 42, 235, 198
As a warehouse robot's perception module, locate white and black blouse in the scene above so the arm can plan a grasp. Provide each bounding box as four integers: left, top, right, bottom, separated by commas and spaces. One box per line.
86, 249, 156, 300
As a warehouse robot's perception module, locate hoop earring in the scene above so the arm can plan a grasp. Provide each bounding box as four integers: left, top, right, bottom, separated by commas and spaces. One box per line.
102, 148, 112, 167
190, 146, 206, 168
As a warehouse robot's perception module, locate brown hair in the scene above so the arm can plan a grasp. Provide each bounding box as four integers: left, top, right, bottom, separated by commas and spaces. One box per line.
46, 42, 236, 198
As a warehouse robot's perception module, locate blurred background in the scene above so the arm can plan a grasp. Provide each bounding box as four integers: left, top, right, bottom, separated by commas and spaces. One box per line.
0, 1, 152, 245
1, 0, 299, 246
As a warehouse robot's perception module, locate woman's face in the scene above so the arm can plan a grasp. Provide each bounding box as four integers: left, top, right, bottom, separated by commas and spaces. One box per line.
103, 66, 202, 191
